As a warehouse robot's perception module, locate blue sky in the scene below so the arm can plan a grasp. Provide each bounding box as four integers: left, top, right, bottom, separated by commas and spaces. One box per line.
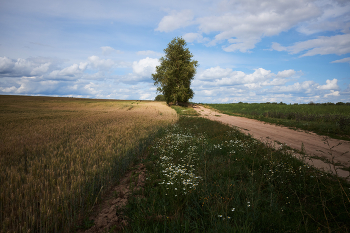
0, 0, 349, 103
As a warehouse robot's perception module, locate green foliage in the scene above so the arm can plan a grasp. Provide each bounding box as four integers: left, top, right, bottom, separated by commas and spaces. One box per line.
152, 37, 198, 104
154, 94, 166, 101
171, 105, 199, 116
124, 116, 350, 232
208, 103, 350, 140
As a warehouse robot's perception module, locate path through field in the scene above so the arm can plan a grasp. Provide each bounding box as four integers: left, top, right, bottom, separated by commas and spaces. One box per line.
194, 105, 350, 180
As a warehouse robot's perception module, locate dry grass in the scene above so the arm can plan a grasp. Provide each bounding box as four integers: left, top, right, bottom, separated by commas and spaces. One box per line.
0, 95, 177, 232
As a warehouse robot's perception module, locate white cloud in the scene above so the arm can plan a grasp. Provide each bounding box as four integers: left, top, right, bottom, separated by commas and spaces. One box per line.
272, 34, 350, 56
132, 57, 160, 77
271, 42, 287, 52
156, 9, 194, 32
297, 0, 350, 35
183, 33, 209, 43
276, 69, 296, 78
317, 79, 339, 90
88, 56, 115, 70
0, 57, 14, 72
0, 57, 58, 77
0, 86, 17, 93
139, 93, 151, 100
101, 46, 122, 55
49, 62, 87, 79
331, 57, 350, 64
199, 66, 234, 80
13, 58, 33, 72
196, 0, 321, 52
324, 90, 340, 97
195, 67, 295, 87
30, 62, 51, 75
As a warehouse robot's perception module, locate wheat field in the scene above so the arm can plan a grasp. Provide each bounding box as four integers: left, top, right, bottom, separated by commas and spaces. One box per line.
0, 95, 177, 232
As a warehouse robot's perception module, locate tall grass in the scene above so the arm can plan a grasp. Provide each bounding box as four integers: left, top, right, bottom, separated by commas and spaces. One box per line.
125, 115, 350, 232
0, 96, 177, 232
207, 103, 350, 140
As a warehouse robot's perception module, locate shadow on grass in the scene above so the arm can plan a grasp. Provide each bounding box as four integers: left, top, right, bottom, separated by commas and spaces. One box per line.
124, 116, 350, 232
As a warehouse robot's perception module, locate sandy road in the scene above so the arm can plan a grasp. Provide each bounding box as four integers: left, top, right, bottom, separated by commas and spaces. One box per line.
194, 105, 350, 179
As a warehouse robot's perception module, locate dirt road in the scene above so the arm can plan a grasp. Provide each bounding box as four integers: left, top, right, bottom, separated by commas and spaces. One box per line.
194, 105, 350, 179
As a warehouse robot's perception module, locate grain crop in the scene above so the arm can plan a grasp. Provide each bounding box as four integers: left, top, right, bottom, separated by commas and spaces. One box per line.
0, 95, 177, 232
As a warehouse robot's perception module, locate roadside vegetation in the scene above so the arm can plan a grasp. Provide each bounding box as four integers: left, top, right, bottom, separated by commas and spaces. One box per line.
171, 105, 199, 116
2, 98, 350, 232
207, 102, 350, 141
124, 107, 350, 232
0, 95, 177, 233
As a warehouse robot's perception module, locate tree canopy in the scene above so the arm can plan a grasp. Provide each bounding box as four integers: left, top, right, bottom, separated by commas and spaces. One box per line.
152, 37, 198, 105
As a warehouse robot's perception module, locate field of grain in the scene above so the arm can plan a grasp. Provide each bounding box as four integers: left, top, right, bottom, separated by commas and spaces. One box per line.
0, 95, 177, 232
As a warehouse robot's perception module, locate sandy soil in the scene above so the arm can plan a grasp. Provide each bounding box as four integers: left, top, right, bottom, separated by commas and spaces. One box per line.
194, 105, 350, 179
78, 163, 147, 233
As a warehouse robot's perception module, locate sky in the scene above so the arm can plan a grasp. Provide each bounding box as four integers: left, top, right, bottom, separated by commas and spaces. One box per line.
0, 0, 349, 104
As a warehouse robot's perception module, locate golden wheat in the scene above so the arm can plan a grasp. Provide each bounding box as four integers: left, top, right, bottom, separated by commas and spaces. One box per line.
0, 96, 177, 232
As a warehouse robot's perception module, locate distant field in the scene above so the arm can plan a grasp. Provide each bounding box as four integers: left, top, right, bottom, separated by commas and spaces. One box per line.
207, 103, 350, 140
0, 95, 177, 232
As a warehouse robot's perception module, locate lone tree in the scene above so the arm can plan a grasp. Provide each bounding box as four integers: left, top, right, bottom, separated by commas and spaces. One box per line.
152, 37, 198, 105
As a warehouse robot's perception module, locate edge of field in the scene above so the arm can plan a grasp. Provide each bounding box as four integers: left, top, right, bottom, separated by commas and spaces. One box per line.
202, 104, 350, 142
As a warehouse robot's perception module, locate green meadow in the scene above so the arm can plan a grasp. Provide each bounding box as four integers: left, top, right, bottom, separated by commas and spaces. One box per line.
124, 108, 350, 232
207, 102, 350, 141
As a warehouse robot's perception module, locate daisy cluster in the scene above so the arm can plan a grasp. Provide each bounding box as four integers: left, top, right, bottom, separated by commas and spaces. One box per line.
210, 135, 258, 155
152, 126, 204, 196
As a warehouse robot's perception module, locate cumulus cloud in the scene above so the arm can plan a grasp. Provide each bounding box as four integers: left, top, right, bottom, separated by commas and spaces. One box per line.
132, 57, 159, 77
30, 62, 51, 75
317, 79, 339, 90
49, 63, 86, 79
196, 67, 281, 87
192, 66, 347, 103
276, 69, 296, 78
156, 9, 194, 32
324, 90, 340, 97
0, 56, 57, 77
88, 56, 115, 70
0, 57, 14, 73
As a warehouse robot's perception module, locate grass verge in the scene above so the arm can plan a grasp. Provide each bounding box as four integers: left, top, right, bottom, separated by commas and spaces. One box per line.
171, 105, 199, 116
206, 103, 350, 141
124, 116, 350, 232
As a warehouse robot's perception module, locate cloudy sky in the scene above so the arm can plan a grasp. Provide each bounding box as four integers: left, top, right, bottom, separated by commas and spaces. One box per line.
1, 0, 349, 103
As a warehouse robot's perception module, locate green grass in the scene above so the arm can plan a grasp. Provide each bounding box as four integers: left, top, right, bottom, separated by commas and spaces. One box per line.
124, 116, 350, 232
207, 103, 350, 141
171, 105, 199, 116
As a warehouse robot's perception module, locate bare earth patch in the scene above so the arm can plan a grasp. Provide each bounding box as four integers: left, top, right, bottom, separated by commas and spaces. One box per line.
78, 163, 147, 233
194, 105, 350, 180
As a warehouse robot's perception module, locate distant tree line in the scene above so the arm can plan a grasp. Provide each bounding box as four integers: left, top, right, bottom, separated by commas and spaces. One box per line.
236, 101, 350, 105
